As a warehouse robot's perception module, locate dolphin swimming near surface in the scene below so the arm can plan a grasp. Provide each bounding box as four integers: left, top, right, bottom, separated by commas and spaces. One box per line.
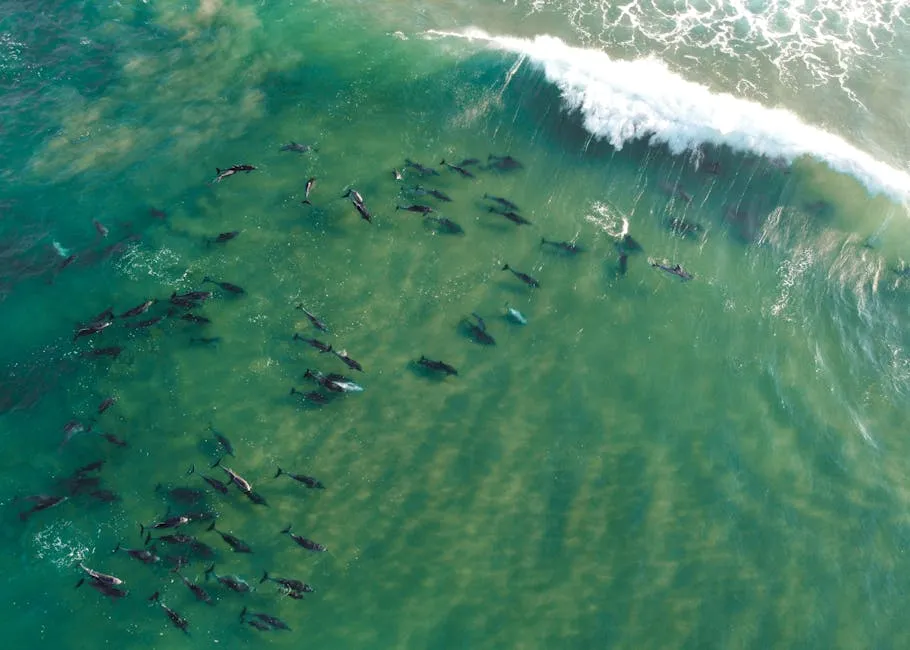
211, 165, 256, 183
504, 304, 527, 325
502, 264, 540, 288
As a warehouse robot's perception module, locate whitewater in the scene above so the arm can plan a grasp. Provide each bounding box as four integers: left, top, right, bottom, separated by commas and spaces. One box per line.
427, 29, 910, 207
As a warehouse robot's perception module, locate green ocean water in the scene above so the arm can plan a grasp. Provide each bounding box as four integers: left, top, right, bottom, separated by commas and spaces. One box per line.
4, 1, 910, 648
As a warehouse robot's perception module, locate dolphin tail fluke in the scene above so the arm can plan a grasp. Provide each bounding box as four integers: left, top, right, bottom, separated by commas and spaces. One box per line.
275, 467, 283, 478
502, 264, 510, 271
260, 571, 270, 584
280, 524, 292, 535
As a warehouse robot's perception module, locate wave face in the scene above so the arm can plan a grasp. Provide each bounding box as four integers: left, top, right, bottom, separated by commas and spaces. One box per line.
428, 29, 910, 205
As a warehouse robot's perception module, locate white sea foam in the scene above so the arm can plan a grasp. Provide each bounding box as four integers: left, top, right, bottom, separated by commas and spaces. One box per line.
116, 245, 187, 283
521, 0, 910, 104
32, 520, 93, 568
426, 29, 910, 205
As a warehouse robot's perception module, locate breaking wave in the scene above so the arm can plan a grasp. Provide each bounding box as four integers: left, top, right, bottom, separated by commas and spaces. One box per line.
521, 0, 910, 104
427, 29, 910, 205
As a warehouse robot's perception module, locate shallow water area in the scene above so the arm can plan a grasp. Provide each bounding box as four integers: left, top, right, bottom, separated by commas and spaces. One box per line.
2, 1, 910, 649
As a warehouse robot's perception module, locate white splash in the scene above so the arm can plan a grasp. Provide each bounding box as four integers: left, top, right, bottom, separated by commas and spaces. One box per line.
52, 241, 70, 258
426, 29, 910, 206
584, 200, 627, 236
116, 245, 187, 283
32, 520, 93, 569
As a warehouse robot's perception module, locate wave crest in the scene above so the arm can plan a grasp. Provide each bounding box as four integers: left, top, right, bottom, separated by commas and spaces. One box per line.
522, 0, 910, 105
427, 29, 910, 205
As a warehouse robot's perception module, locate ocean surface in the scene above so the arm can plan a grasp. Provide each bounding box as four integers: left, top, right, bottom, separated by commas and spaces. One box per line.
3, 0, 910, 647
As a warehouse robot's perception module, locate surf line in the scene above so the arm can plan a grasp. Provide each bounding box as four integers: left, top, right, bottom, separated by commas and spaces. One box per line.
424, 29, 910, 207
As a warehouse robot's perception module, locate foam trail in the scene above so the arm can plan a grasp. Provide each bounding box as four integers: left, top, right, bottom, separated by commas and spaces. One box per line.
426, 29, 910, 206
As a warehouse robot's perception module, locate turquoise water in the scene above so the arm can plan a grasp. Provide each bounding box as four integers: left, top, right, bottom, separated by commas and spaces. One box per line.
4, 1, 910, 648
